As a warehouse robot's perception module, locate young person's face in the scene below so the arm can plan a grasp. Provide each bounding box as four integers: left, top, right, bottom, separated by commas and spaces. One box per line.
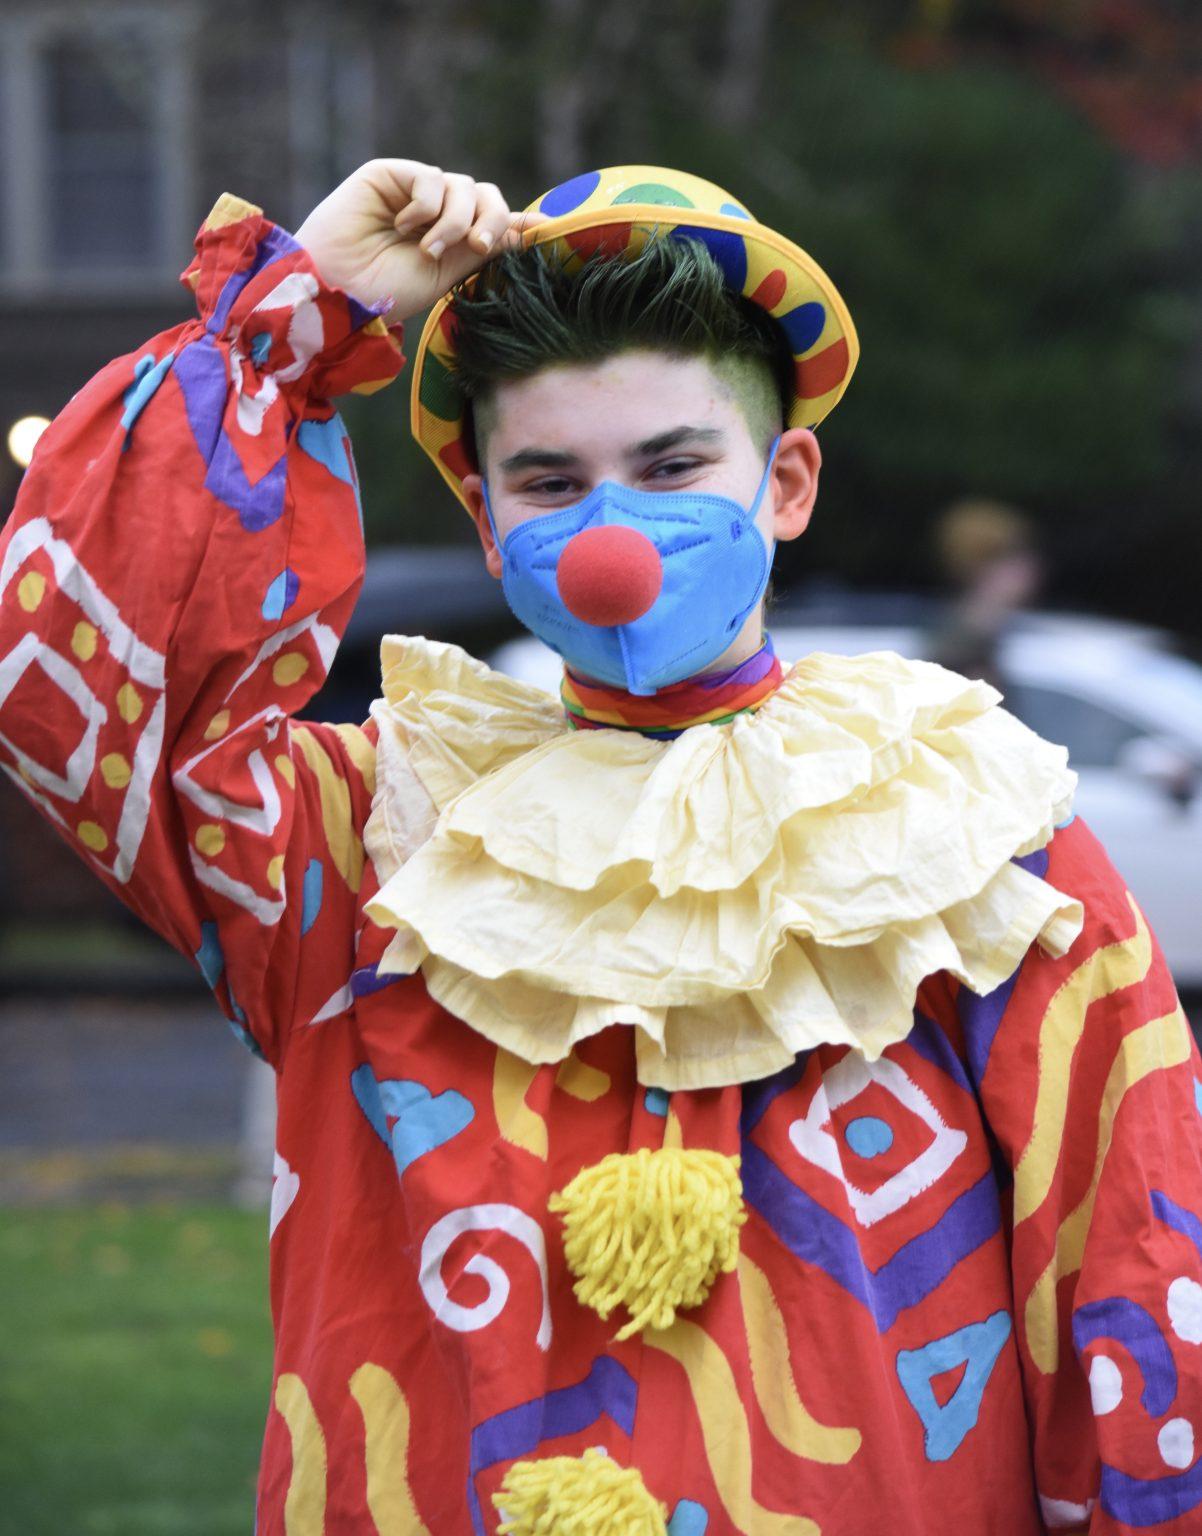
459, 348, 822, 675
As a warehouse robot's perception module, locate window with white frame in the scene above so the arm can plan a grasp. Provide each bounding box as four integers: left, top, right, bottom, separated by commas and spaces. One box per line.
0, 7, 195, 296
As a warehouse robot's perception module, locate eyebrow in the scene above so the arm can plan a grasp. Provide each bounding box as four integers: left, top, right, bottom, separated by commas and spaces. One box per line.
498, 425, 726, 475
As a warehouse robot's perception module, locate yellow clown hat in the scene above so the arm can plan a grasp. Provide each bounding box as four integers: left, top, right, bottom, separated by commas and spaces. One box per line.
410, 164, 859, 514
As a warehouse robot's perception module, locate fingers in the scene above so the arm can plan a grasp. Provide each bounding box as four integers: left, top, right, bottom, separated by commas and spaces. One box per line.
497, 208, 549, 251
390, 164, 448, 240
387, 165, 542, 263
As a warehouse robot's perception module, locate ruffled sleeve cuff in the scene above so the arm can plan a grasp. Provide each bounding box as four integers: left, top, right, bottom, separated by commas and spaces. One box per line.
179, 192, 406, 404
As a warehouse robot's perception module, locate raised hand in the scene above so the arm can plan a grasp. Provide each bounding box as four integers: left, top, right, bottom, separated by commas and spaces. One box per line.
294, 158, 545, 323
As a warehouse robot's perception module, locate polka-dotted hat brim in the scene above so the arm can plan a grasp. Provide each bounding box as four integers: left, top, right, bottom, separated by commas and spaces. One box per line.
411, 200, 859, 515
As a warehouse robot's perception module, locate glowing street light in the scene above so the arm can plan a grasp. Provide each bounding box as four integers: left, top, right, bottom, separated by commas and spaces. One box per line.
7, 415, 51, 468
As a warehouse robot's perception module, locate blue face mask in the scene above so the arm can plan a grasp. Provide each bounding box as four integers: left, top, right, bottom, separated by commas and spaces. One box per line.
483, 436, 780, 697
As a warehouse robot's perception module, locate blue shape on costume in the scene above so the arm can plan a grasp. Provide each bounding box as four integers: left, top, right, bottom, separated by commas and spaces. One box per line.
1101, 1459, 1202, 1528
1153, 1188, 1202, 1265
468, 1355, 638, 1536
1054, 812, 1077, 829
226, 1014, 266, 1062
297, 415, 363, 527
262, 568, 301, 621
670, 224, 748, 290
195, 921, 225, 988
845, 1115, 893, 1158
1073, 1296, 1177, 1417
740, 1142, 1001, 1333
668, 1500, 709, 1535
896, 1310, 1012, 1462
202, 224, 294, 336
741, 1055, 810, 1138
539, 170, 602, 216
777, 302, 826, 354
350, 1064, 474, 1176
644, 1086, 670, 1117
249, 331, 272, 365
351, 962, 408, 998
171, 337, 288, 531
957, 966, 1022, 1089
719, 201, 751, 220
121, 350, 176, 448
299, 858, 323, 935
1011, 846, 1050, 878
1195, 1080, 1202, 1118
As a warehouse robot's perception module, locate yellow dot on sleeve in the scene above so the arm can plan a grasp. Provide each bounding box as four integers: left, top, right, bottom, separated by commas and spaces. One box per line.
71, 621, 98, 661
78, 821, 109, 852
204, 709, 231, 740
275, 755, 296, 787
195, 823, 225, 857
17, 572, 46, 611
116, 684, 143, 723
272, 653, 309, 687
266, 855, 285, 890
100, 753, 132, 789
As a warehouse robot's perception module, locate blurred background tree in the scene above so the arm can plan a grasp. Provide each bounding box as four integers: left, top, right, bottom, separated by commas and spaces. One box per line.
295, 0, 1201, 637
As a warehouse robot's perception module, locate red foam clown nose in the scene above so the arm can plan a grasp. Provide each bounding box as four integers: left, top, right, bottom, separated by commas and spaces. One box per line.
555, 525, 664, 627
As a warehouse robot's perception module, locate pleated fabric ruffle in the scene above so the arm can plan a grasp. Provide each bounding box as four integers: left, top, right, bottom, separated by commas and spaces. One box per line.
364, 635, 1083, 1090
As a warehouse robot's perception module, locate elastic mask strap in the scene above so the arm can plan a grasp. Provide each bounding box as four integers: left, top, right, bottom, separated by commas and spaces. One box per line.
747, 433, 783, 521
481, 479, 504, 555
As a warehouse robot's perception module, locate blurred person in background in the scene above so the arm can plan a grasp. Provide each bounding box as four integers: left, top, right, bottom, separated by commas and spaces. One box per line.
925, 497, 1043, 694
0, 155, 1200, 1536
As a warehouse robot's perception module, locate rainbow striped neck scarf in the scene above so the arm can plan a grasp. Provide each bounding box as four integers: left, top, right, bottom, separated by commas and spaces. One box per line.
561, 637, 784, 740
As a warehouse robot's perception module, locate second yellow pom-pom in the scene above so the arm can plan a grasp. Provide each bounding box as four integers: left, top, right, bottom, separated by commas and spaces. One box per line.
493, 1447, 668, 1535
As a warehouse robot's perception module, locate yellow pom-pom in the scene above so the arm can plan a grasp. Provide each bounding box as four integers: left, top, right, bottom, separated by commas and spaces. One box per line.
493, 1447, 668, 1535
548, 1146, 746, 1340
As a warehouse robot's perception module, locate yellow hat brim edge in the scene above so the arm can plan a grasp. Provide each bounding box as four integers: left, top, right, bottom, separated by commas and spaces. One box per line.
409, 205, 861, 516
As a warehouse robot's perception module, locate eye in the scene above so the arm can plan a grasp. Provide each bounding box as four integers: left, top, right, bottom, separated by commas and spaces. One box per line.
525, 475, 579, 496
647, 457, 701, 480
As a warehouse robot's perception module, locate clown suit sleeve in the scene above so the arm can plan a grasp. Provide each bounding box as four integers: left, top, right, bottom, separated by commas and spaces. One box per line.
0, 194, 406, 1070
963, 813, 1202, 1532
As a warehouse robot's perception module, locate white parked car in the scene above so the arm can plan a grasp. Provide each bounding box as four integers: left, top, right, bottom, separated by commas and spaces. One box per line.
489, 609, 1202, 989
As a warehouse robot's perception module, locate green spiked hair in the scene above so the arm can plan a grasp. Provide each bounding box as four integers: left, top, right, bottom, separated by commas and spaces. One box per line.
445, 234, 793, 470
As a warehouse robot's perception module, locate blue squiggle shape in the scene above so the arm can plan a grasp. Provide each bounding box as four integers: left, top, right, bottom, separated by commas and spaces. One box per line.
468, 1355, 638, 1536
1101, 1459, 1202, 1528
1072, 1296, 1177, 1418
1153, 1188, 1202, 1265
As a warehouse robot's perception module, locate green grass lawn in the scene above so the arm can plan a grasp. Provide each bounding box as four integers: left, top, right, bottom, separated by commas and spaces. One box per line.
0, 1203, 272, 1535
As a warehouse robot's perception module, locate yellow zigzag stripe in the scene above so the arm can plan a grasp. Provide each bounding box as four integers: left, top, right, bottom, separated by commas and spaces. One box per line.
738, 1255, 862, 1465
1013, 892, 1152, 1226
293, 726, 365, 893
348, 1363, 432, 1535
646, 1319, 821, 1535
274, 1373, 327, 1536
1023, 1004, 1192, 1374
493, 1049, 613, 1161
493, 1052, 547, 1161
333, 722, 378, 797
554, 1051, 610, 1102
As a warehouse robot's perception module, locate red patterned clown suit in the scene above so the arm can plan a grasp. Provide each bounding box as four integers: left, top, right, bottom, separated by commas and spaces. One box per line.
2, 195, 1202, 1536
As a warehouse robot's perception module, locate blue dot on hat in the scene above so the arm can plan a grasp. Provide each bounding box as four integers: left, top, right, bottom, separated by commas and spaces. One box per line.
540, 171, 602, 216
720, 201, 752, 220
670, 224, 748, 290
779, 302, 827, 354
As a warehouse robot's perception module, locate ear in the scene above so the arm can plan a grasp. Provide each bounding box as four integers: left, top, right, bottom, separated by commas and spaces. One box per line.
770, 427, 822, 542
461, 473, 502, 579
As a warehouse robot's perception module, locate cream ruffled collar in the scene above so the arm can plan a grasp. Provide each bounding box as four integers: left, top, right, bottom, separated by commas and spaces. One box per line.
363, 635, 1083, 1090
